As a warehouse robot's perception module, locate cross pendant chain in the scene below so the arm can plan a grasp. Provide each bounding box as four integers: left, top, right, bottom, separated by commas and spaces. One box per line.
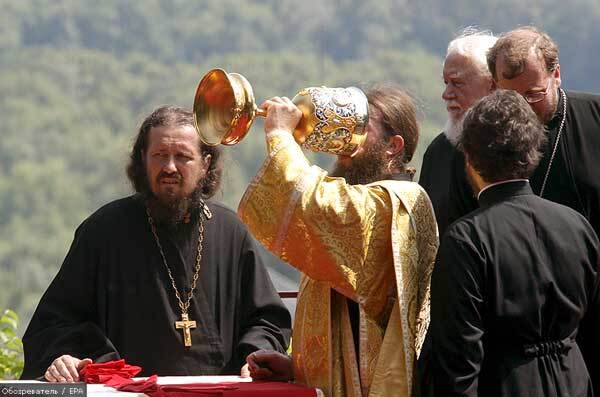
146, 201, 213, 347
175, 312, 197, 347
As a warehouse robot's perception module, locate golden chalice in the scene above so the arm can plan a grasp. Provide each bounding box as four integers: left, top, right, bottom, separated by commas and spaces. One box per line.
193, 68, 369, 156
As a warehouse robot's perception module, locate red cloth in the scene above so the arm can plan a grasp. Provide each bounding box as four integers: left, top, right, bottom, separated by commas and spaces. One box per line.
80, 359, 142, 384
110, 376, 317, 397
86, 360, 316, 397
223, 381, 317, 397
105, 375, 159, 393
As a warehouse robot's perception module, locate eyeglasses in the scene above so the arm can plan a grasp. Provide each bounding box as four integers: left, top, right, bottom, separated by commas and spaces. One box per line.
523, 79, 553, 104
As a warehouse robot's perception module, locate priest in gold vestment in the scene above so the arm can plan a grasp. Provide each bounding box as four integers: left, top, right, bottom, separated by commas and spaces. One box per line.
240, 86, 438, 397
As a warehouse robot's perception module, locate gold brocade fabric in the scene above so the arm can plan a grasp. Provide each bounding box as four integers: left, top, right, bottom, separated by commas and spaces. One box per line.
238, 131, 438, 397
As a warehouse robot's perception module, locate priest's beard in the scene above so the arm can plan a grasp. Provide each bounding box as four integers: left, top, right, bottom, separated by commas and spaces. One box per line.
443, 114, 465, 145
146, 180, 204, 228
330, 140, 390, 185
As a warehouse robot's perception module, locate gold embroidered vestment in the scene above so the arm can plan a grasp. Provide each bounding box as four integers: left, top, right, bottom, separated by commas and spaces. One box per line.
238, 131, 438, 397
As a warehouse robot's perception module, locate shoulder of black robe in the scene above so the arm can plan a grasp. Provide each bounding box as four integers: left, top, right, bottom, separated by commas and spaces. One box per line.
527, 90, 600, 235
445, 149, 478, 236
419, 132, 447, 184
565, 90, 600, 115
419, 132, 457, 237
20, 197, 137, 379
204, 202, 291, 373
420, 132, 453, 188
563, 90, 600, 236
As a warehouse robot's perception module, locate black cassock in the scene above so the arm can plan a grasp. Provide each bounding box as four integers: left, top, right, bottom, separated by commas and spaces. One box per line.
430, 181, 600, 396
448, 89, 600, 237
21, 196, 291, 379
419, 132, 458, 238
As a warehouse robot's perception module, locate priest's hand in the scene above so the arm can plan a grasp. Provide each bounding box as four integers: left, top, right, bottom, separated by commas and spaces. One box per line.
240, 363, 251, 378
260, 97, 302, 136
45, 355, 92, 382
246, 350, 293, 381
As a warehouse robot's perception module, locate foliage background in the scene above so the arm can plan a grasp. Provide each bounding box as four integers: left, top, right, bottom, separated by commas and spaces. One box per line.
0, 0, 598, 345
0, 310, 23, 379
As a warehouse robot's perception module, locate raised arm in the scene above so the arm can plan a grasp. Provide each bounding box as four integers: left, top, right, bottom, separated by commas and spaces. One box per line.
238, 97, 397, 315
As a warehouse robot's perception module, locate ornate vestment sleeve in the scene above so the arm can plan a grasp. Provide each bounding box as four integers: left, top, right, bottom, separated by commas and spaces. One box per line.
239, 131, 395, 317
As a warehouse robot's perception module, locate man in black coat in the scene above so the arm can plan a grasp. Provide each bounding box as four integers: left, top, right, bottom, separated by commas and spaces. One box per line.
430, 90, 600, 396
419, 28, 496, 237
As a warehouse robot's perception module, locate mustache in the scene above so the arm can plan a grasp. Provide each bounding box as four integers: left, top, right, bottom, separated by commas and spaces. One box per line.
157, 172, 182, 182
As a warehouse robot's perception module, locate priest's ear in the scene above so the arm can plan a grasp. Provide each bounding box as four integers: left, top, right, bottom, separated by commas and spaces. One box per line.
552, 64, 562, 87
385, 135, 405, 158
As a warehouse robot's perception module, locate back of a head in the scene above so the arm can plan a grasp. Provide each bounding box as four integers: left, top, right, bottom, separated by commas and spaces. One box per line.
487, 26, 559, 80
446, 27, 498, 77
366, 84, 419, 165
459, 89, 546, 183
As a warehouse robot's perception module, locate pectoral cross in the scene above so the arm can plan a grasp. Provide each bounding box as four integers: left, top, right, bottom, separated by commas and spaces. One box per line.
175, 312, 197, 347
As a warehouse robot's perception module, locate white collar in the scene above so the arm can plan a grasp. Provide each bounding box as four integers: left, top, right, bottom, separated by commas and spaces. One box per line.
477, 179, 529, 201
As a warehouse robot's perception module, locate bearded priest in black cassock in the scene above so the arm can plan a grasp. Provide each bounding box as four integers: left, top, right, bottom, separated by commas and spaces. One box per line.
21, 106, 291, 382
430, 90, 600, 396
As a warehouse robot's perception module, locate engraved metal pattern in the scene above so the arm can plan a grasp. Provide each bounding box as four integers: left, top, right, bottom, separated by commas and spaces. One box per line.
301, 87, 364, 155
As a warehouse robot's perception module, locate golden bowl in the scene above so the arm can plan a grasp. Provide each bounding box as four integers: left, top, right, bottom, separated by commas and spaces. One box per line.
193, 68, 369, 156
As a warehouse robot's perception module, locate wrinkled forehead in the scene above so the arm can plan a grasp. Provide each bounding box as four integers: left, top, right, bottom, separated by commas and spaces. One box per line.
443, 53, 481, 78
444, 69, 467, 79
147, 125, 200, 150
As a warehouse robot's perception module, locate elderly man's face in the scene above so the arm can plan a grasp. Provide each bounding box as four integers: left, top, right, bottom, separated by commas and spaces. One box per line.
144, 124, 208, 207
442, 52, 494, 123
495, 50, 561, 124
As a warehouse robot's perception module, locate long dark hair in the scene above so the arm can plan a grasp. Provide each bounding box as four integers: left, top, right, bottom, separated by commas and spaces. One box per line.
366, 84, 419, 173
126, 106, 223, 198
